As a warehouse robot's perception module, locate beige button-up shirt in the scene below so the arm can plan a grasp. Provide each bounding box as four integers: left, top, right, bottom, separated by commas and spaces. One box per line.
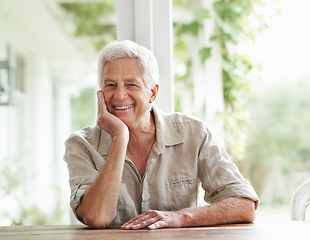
64, 106, 259, 227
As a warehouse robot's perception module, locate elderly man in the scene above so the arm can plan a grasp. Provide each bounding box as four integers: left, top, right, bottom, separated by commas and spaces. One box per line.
64, 40, 259, 229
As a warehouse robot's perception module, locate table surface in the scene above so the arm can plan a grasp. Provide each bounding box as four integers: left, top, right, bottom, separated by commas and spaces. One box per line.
0, 221, 309, 240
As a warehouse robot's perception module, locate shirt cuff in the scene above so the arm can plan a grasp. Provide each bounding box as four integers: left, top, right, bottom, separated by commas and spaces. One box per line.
206, 183, 260, 209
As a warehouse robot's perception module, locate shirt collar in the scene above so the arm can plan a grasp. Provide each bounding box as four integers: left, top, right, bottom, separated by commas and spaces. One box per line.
97, 106, 184, 156
152, 106, 184, 153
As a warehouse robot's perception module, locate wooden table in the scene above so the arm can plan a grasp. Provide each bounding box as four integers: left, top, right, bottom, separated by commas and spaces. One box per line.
0, 221, 309, 240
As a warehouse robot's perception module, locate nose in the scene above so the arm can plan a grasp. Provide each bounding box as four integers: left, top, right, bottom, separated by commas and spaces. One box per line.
113, 86, 128, 100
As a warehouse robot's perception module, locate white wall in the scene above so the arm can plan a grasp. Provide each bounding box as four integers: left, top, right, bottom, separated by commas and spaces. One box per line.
0, 0, 86, 224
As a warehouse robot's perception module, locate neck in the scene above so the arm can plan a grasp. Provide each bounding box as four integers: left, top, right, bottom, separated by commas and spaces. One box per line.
128, 111, 156, 145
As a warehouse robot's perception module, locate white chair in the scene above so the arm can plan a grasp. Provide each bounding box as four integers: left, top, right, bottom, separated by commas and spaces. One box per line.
290, 178, 310, 220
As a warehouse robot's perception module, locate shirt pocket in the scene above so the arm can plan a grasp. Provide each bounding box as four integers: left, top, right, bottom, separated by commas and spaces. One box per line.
164, 176, 198, 210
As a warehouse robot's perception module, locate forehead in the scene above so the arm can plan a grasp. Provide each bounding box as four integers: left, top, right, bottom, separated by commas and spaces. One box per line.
102, 58, 143, 77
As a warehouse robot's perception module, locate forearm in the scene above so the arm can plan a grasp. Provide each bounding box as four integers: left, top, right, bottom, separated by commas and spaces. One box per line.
179, 197, 256, 227
77, 134, 128, 228
121, 197, 256, 230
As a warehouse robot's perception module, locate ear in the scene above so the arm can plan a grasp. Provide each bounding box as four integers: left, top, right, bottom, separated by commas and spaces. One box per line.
149, 84, 159, 103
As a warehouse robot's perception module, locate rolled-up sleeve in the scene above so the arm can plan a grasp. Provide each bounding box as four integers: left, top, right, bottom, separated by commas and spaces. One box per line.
64, 135, 101, 217
198, 128, 259, 209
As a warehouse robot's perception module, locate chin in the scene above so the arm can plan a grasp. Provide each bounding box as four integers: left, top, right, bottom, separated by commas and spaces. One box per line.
117, 117, 132, 127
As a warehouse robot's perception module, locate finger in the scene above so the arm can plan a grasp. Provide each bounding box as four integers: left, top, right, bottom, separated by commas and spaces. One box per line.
97, 89, 104, 100
96, 90, 108, 129
121, 214, 146, 229
123, 217, 158, 230
97, 90, 110, 121
122, 213, 156, 229
97, 90, 105, 106
148, 220, 167, 230
97, 90, 102, 115
124, 210, 153, 225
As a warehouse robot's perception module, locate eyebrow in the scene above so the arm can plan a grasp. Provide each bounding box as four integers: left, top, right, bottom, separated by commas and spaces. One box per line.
103, 79, 116, 83
126, 78, 141, 83
104, 78, 142, 84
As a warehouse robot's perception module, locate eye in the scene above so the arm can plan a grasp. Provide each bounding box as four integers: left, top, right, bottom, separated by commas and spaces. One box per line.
127, 83, 140, 88
104, 83, 116, 88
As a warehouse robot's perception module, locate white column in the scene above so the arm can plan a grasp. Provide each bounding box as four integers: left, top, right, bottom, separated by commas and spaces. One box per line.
153, 0, 174, 113
134, 0, 153, 50
189, 0, 223, 143
116, 0, 174, 113
116, 0, 135, 41
202, 0, 224, 144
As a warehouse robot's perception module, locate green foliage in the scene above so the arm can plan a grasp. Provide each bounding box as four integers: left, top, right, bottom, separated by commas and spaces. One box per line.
175, 7, 210, 36
0, 155, 26, 196
60, 1, 116, 50
212, 0, 267, 161
213, 0, 266, 107
0, 154, 65, 225
244, 79, 310, 203
71, 88, 96, 132
195, 8, 211, 21
198, 47, 212, 63
173, 0, 267, 159
173, 4, 212, 113
7, 200, 65, 226
175, 21, 201, 36
173, 0, 192, 9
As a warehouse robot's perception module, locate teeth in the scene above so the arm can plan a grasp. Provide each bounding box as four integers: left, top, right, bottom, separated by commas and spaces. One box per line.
115, 104, 134, 110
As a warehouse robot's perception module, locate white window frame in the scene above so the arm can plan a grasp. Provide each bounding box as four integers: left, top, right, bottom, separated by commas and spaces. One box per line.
116, 0, 174, 112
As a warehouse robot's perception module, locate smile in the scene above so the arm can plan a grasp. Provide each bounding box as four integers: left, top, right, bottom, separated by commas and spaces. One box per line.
114, 104, 134, 110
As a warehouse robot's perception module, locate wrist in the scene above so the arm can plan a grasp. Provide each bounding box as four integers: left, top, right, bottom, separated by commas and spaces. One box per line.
112, 128, 129, 145
177, 209, 193, 227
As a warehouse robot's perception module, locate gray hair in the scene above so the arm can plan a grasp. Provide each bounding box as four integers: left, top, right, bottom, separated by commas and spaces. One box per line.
97, 40, 159, 89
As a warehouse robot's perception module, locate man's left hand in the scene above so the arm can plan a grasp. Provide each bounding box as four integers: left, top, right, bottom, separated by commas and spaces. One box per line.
121, 210, 187, 230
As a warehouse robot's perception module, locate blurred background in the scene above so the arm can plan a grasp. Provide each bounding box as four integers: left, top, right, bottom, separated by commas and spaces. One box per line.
0, 0, 309, 225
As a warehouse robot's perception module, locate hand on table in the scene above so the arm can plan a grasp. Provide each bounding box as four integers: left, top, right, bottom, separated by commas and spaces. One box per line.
121, 210, 186, 230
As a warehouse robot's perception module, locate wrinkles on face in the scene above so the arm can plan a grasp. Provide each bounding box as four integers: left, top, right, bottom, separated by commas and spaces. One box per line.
100, 58, 155, 130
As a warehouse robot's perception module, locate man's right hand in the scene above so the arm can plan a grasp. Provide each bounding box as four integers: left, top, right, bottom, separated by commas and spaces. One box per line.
96, 90, 129, 141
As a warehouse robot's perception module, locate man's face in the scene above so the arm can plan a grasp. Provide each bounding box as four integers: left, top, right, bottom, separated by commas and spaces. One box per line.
101, 58, 157, 129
